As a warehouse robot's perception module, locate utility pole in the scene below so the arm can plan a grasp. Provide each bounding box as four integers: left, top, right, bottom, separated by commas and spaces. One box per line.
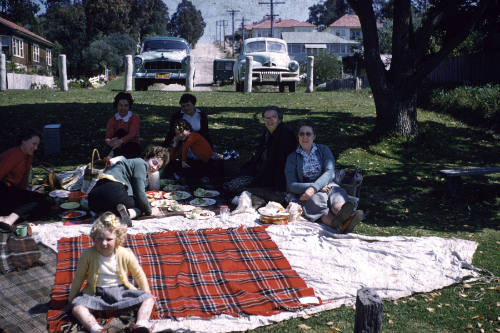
258, 0, 285, 38
240, 17, 247, 42
215, 20, 218, 44
227, 9, 240, 57
222, 20, 228, 51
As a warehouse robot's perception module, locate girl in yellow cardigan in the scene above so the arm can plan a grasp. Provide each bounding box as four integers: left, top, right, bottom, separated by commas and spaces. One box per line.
68, 212, 154, 333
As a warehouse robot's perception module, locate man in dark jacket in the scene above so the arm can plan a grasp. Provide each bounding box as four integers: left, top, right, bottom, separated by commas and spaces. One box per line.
224, 105, 296, 202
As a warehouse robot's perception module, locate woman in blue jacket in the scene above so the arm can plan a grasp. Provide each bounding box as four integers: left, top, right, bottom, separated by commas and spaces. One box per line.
285, 119, 362, 233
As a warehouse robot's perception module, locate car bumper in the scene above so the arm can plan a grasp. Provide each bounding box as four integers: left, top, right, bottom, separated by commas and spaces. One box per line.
133, 72, 187, 80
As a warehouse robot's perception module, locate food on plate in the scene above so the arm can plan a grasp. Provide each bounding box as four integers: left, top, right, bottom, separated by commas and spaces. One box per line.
185, 208, 215, 219
49, 190, 70, 198
61, 210, 86, 219
146, 190, 167, 203
166, 191, 191, 200
194, 187, 206, 197
60, 201, 80, 210
163, 184, 183, 191
151, 199, 178, 207
168, 204, 195, 212
194, 187, 220, 197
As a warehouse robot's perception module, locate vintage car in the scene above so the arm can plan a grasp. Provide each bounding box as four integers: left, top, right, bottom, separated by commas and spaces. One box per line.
133, 37, 191, 90
233, 37, 299, 92
213, 58, 236, 85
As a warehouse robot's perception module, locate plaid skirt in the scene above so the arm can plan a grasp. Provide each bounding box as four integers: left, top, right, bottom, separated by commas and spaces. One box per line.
71, 285, 152, 311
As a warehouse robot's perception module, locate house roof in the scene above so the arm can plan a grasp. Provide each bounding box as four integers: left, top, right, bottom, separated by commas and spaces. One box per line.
250, 19, 315, 29
0, 16, 55, 47
281, 32, 358, 44
329, 14, 382, 29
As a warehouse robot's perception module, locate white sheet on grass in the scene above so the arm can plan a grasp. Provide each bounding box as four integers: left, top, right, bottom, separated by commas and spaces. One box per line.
33, 213, 479, 333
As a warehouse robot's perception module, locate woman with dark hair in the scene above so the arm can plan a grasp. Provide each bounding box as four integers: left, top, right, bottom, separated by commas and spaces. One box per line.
88, 145, 170, 225
163, 93, 211, 147
0, 129, 51, 231
105, 92, 141, 158
285, 119, 363, 234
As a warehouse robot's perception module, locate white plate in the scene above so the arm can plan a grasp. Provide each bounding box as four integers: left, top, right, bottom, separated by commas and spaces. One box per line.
162, 184, 187, 192
60, 209, 87, 219
49, 190, 70, 198
185, 209, 215, 220
151, 199, 178, 208
60, 201, 80, 210
168, 204, 195, 212
165, 190, 191, 200
193, 188, 220, 198
189, 198, 216, 207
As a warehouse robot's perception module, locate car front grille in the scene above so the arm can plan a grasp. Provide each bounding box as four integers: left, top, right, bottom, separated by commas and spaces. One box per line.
145, 61, 181, 70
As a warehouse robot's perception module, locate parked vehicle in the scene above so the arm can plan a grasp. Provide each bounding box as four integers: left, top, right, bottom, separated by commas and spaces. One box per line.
213, 58, 236, 85
233, 37, 300, 92
133, 37, 191, 91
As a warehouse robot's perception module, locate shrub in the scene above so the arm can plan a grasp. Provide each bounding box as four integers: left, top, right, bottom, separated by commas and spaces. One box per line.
300, 53, 342, 85
420, 83, 500, 132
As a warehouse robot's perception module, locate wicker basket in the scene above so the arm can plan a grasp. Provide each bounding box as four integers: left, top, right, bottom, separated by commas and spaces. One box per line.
259, 213, 290, 225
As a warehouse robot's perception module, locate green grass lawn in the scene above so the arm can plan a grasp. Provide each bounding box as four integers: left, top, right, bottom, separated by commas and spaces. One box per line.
0, 79, 499, 332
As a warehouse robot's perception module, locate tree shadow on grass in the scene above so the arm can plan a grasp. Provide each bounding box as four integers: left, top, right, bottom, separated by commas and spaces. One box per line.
1, 103, 498, 233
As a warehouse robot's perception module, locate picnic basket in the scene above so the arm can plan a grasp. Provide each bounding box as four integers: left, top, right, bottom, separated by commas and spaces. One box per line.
82, 149, 107, 194
259, 213, 290, 225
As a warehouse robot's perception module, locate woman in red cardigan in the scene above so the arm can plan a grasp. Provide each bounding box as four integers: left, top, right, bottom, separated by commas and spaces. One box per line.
0, 129, 51, 232
105, 92, 141, 158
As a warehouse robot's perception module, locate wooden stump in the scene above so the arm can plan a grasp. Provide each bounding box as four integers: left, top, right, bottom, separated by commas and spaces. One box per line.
353, 288, 383, 333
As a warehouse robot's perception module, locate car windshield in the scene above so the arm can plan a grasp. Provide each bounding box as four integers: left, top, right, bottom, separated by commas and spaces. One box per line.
245, 41, 286, 53
143, 40, 187, 52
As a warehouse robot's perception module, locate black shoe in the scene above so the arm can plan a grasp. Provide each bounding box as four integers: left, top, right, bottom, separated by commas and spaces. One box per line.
116, 204, 132, 227
0, 221, 13, 233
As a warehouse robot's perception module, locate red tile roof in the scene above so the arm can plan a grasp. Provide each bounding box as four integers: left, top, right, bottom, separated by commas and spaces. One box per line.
0, 16, 55, 46
251, 19, 315, 29
329, 14, 382, 28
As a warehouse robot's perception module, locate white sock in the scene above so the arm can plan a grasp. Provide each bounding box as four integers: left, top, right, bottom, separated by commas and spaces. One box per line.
135, 320, 149, 327
90, 324, 104, 333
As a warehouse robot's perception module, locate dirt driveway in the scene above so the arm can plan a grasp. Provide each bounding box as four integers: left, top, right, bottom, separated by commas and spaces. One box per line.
151, 43, 226, 92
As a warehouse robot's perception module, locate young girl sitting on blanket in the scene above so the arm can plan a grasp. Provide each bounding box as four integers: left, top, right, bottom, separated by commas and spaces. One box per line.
67, 212, 154, 333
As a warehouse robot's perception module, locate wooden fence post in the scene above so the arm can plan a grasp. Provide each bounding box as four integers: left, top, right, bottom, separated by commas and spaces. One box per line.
0, 53, 6, 91
244, 56, 253, 93
186, 55, 194, 91
353, 288, 383, 333
306, 56, 314, 93
58, 54, 68, 91
124, 55, 133, 91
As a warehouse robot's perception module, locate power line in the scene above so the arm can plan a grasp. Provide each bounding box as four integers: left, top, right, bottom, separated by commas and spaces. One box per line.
258, 0, 285, 37
227, 9, 240, 57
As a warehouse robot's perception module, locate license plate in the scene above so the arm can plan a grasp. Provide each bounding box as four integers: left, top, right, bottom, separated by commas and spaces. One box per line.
262, 73, 278, 81
156, 73, 170, 79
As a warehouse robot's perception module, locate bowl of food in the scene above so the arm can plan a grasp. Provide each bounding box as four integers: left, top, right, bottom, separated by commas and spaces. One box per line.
257, 202, 290, 225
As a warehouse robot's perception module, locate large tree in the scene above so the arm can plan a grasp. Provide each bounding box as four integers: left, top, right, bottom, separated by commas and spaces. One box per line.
307, 0, 350, 31
346, 0, 495, 139
83, 0, 131, 41
0, 0, 39, 28
130, 0, 169, 41
169, 0, 205, 46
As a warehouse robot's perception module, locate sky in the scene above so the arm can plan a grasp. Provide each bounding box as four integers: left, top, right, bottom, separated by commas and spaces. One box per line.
163, 0, 321, 43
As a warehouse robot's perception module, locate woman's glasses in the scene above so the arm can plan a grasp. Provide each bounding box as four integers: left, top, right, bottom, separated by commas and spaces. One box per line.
299, 132, 313, 137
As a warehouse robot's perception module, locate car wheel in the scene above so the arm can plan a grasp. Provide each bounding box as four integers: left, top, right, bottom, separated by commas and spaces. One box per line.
135, 79, 147, 91
235, 81, 243, 92
288, 82, 296, 93
279, 83, 285, 93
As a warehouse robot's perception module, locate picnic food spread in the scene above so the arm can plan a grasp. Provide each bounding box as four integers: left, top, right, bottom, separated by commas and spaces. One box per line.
165, 190, 191, 201
190, 198, 216, 207
185, 208, 215, 219
194, 187, 220, 197
60, 201, 80, 210
258, 202, 290, 225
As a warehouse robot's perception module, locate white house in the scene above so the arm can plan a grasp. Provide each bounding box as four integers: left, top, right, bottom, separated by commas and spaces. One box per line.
326, 14, 382, 41
243, 18, 316, 39
282, 31, 358, 63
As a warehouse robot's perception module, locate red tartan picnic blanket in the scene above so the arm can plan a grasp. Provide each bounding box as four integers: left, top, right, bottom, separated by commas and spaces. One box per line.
47, 226, 319, 332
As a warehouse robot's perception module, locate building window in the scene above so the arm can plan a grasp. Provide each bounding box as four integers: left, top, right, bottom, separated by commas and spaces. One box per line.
350, 31, 362, 40
12, 37, 24, 58
46, 48, 52, 66
33, 44, 40, 62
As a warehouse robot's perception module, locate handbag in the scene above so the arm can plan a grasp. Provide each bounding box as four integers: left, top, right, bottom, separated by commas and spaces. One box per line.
81, 149, 107, 194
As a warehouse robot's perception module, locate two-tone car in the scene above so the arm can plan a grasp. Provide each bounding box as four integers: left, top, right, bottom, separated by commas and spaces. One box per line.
233, 37, 299, 92
133, 37, 191, 91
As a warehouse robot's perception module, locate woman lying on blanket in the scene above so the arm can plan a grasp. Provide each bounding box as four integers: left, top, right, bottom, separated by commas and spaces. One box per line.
68, 212, 154, 333
0, 129, 51, 232
88, 145, 169, 226
285, 119, 363, 233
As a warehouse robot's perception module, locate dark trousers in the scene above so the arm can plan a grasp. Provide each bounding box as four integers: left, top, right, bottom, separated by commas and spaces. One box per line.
88, 180, 136, 215
0, 182, 51, 221
110, 129, 141, 159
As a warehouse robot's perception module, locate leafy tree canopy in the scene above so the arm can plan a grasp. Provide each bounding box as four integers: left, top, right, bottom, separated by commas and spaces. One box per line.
169, 0, 206, 47
307, 0, 350, 31
82, 33, 136, 75
0, 0, 40, 29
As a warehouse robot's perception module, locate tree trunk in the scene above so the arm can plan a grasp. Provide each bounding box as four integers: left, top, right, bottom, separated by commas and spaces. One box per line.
373, 86, 418, 139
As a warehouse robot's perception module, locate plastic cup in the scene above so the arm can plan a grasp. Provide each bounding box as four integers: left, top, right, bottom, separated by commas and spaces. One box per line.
16, 225, 28, 238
